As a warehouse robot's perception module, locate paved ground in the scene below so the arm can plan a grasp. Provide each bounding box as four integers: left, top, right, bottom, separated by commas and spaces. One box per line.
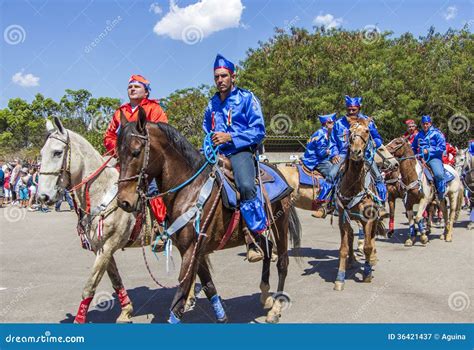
0, 201, 472, 323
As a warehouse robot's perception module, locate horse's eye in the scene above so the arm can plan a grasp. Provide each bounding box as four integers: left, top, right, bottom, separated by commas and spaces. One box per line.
132, 149, 141, 157
53, 151, 62, 157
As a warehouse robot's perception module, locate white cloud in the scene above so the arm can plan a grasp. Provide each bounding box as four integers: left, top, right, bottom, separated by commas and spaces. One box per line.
149, 3, 163, 15
443, 6, 457, 21
154, 0, 244, 42
12, 71, 40, 87
313, 13, 343, 29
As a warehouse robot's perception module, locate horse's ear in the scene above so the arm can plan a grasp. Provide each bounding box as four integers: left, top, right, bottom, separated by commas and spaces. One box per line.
53, 116, 65, 135
120, 110, 128, 128
46, 119, 55, 134
136, 106, 147, 134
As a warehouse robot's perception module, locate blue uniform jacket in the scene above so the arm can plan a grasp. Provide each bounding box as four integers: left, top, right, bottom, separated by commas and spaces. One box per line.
203, 87, 266, 156
302, 127, 333, 170
411, 126, 446, 160
329, 115, 383, 159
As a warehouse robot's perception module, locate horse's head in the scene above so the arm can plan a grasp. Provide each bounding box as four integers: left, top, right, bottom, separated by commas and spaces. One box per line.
38, 117, 71, 205
116, 107, 149, 213
386, 137, 409, 158
348, 118, 370, 161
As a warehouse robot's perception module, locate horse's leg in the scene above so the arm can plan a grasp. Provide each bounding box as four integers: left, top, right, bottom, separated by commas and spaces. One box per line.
444, 193, 456, 242
266, 211, 289, 324
411, 191, 430, 247
106, 256, 133, 323
357, 222, 364, 254
334, 213, 350, 291
362, 220, 375, 283
387, 192, 396, 237
74, 248, 114, 324
197, 257, 227, 323
260, 256, 274, 309
168, 242, 199, 324
347, 225, 357, 268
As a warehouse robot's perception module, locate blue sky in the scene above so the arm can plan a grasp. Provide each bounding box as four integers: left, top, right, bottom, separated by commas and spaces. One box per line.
0, 0, 472, 108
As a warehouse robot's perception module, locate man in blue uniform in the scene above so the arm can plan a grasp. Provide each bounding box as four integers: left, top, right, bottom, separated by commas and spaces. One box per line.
412, 115, 447, 201
312, 95, 388, 218
302, 113, 337, 177
203, 54, 267, 262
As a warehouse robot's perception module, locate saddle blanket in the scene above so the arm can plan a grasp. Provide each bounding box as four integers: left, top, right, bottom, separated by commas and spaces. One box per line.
217, 163, 292, 209
296, 164, 327, 187
422, 165, 456, 184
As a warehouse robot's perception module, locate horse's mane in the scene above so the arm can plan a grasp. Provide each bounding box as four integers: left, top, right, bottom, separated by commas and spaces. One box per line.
155, 123, 206, 171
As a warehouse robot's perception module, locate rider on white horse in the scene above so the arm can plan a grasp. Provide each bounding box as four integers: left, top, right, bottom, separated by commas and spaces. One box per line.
411, 115, 446, 201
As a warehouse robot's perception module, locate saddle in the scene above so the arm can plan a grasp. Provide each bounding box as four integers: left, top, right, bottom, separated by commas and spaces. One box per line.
296, 163, 327, 187
216, 155, 293, 210
422, 163, 455, 184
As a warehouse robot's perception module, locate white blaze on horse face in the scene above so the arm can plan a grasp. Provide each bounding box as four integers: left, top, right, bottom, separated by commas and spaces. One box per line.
37, 134, 67, 202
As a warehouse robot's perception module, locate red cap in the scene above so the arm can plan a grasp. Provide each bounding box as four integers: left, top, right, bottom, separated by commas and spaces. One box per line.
128, 75, 151, 90
405, 119, 416, 126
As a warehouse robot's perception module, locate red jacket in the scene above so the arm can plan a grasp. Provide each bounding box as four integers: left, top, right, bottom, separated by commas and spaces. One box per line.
442, 143, 456, 166
403, 130, 418, 145
104, 98, 168, 153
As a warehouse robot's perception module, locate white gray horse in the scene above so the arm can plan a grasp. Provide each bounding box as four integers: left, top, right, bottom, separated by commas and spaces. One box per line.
38, 117, 139, 323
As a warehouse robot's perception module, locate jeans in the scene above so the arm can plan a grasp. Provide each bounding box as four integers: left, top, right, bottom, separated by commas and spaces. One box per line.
56, 191, 74, 210
228, 150, 257, 201
428, 157, 446, 199
315, 160, 333, 179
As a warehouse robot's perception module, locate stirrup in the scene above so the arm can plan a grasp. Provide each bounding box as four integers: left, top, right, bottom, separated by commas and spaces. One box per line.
312, 207, 327, 218
246, 242, 264, 263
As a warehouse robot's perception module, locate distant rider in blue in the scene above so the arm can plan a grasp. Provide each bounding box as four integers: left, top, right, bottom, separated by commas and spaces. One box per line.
312, 95, 388, 218
203, 54, 268, 263
411, 115, 447, 201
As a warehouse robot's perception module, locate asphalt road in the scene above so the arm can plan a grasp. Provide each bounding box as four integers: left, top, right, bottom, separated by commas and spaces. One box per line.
0, 201, 472, 323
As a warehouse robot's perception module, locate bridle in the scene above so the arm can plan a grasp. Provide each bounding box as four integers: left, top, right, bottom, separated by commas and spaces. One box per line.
117, 127, 151, 199
39, 132, 72, 191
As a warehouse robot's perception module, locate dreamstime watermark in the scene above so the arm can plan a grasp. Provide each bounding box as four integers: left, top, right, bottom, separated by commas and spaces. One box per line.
283, 16, 300, 31
361, 25, 381, 45
4, 331, 84, 344
448, 114, 470, 134
88, 113, 111, 132
360, 203, 380, 223
0, 283, 34, 319
84, 16, 122, 54
3, 24, 26, 45
272, 291, 292, 311
92, 291, 115, 312
3, 206, 26, 223
448, 291, 470, 312
181, 25, 204, 45
270, 114, 292, 135
352, 282, 389, 320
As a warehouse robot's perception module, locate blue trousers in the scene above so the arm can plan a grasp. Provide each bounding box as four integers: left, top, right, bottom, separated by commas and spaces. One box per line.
315, 160, 334, 179
229, 150, 267, 233
427, 158, 446, 200
56, 191, 74, 210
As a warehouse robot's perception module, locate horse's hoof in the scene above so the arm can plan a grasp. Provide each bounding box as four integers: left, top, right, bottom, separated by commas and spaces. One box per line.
404, 238, 414, 247
370, 258, 378, 267
439, 234, 445, 241
265, 312, 281, 324
262, 296, 274, 310
334, 281, 345, 291
363, 275, 373, 283
420, 234, 429, 245
216, 315, 228, 323
387, 230, 394, 238
445, 235, 452, 242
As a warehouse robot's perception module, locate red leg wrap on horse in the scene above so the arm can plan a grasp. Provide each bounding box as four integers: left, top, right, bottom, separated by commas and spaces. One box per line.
150, 197, 167, 223
389, 218, 394, 231
115, 287, 131, 307
74, 297, 93, 324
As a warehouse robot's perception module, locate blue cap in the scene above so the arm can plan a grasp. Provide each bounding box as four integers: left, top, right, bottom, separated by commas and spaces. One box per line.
469, 140, 474, 155
345, 95, 362, 107
214, 54, 235, 73
319, 113, 337, 125
421, 115, 432, 124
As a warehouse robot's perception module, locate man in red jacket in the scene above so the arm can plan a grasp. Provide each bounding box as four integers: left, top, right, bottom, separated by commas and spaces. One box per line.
104, 75, 168, 234
403, 119, 418, 145
443, 142, 457, 167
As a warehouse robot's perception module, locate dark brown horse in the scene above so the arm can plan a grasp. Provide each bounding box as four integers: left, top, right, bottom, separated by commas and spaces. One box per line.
115, 108, 301, 323
333, 118, 385, 291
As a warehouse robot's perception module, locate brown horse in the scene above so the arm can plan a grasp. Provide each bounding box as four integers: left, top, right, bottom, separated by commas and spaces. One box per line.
333, 118, 385, 291
115, 108, 302, 323
385, 137, 464, 245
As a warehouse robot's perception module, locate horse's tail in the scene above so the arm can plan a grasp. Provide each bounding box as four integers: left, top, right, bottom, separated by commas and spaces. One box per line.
288, 204, 302, 249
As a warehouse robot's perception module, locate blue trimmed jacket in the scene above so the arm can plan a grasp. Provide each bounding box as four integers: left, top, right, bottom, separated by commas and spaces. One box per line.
302, 127, 334, 170
411, 126, 446, 160
203, 87, 266, 156
329, 115, 383, 159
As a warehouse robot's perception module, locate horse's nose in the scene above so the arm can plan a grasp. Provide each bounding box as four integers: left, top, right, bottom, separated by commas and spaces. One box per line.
353, 149, 362, 158
39, 194, 49, 203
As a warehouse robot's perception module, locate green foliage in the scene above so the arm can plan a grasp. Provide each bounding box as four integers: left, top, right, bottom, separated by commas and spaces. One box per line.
238, 26, 473, 146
